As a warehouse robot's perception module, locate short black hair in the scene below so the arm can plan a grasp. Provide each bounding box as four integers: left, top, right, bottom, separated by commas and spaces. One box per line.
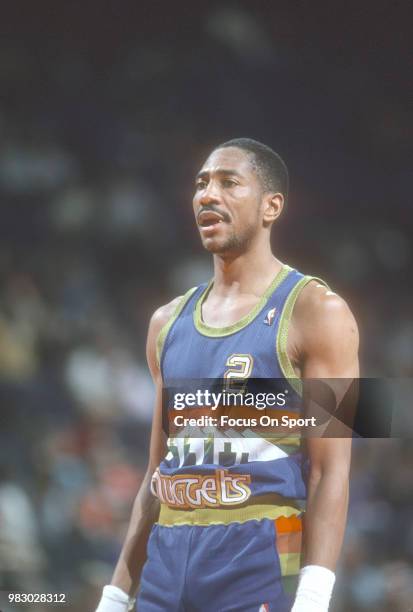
215, 138, 289, 200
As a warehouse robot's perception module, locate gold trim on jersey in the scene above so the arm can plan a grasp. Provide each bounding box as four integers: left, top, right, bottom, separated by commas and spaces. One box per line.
157, 493, 303, 526
276, 276, 329, 394
156, 286, 198, 367
193, 264, 292, 337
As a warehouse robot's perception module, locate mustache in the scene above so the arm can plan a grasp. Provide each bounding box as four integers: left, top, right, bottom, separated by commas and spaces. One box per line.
197, 205, 230, 223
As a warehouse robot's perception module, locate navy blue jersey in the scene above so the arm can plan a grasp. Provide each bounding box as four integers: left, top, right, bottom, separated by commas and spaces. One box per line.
151, 265, 326, 519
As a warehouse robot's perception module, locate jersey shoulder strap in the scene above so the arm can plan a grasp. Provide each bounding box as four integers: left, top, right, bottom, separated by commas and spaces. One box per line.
156, 286, 199, 367
276, 274, 330, 383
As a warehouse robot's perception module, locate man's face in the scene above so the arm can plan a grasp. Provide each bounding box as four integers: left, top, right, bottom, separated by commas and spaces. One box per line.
193, 147, 264, 255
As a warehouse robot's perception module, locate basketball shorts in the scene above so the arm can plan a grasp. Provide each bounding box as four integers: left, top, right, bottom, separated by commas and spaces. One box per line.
137, 516, 302, 611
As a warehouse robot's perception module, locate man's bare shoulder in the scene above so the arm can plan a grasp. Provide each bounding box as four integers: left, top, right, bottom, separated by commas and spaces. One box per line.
149, 295, 184, 337
146, 295, 184, 377
292, 279, 359, 355
295, 280, 355, 323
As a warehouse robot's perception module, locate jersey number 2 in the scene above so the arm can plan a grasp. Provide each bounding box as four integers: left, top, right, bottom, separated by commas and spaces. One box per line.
224, 354, 253, 393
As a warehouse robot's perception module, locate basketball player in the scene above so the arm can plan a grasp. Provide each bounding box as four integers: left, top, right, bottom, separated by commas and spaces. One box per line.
95, 139, 359, 611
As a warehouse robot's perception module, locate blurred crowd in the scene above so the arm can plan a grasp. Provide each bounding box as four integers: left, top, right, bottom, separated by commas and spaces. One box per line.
0, 2, 412, 611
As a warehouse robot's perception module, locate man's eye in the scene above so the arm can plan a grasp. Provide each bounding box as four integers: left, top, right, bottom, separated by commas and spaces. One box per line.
223, 179, 237, 187
196, 181, 207, 190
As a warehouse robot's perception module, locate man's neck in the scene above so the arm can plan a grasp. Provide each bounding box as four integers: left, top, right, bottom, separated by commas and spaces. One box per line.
211, 243, 283, 297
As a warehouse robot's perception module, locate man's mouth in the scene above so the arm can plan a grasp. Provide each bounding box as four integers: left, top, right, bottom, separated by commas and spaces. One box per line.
197, 210, 226, 228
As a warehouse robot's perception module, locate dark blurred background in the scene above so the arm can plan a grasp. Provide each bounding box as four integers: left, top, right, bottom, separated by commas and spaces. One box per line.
0, 2, 412, 611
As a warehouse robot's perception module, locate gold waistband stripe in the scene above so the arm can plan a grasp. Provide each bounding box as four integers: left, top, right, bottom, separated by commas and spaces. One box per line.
157, 495, 303, 526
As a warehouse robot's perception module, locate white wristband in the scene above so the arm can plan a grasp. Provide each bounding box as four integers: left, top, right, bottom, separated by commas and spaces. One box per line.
291, 565, 336, 612
95, 585, 133, 612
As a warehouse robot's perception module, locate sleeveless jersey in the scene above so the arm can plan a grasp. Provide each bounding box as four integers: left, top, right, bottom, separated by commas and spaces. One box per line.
151, 265, 325, 522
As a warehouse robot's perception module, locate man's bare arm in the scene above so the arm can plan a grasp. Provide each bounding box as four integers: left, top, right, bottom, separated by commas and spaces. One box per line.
294, 282, 359, 570
289, 282, 358, 612
107, 297, 182, 596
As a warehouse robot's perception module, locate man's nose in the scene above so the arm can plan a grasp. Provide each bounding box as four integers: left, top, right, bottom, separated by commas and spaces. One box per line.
199, 181, 220, 206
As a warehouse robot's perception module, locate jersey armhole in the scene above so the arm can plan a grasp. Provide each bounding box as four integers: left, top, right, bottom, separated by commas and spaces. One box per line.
156, 286, 198, 368
276, 276, 330, 395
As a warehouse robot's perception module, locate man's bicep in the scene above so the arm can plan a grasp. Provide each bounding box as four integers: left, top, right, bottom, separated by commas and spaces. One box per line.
301, 291, 359, 437
144, 295, 184, 472
302, 292, 359, 380
147, 380, 167, 472
145, 310, 169, 473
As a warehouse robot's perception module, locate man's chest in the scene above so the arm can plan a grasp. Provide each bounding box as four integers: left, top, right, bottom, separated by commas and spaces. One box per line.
201, 295, 262, 328
162, 314, 291, 381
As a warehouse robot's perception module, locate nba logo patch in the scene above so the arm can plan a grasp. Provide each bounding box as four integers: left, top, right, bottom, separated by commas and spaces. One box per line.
264, 307, 276, 326
259, 604, 270, 612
